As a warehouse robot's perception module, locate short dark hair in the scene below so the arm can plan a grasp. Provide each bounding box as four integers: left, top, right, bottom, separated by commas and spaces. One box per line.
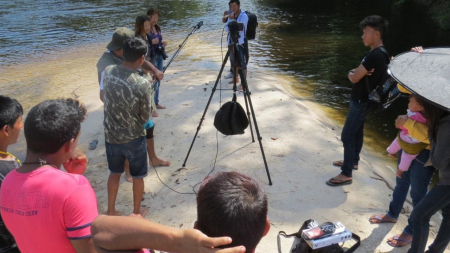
197, 172, 268, 253
229, 0, 240, 6
122, 37, 147, 63
0, 95, 23, 129
359, 15, 389, 38
24, 98, 87, 154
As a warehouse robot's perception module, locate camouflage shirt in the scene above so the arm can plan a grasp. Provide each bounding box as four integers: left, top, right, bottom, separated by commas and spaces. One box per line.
103, 65, 154, 144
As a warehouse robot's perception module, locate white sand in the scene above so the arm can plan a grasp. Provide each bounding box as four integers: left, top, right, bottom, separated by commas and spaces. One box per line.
6, 41, 446, 252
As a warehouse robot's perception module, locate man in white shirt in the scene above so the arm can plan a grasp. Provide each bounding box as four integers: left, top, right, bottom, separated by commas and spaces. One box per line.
224, 0, 249, 85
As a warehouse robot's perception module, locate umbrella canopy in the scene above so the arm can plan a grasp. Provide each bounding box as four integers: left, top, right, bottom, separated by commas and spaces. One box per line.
389, 47, 450, 110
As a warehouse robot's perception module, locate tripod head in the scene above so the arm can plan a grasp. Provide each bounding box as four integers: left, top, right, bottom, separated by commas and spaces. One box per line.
228, 20, 244, 44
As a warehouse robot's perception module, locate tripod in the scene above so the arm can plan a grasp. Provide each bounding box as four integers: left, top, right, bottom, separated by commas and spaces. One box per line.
182, 33, 273, 185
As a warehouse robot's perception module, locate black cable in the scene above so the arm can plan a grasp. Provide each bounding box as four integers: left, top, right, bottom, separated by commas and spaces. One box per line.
151, 25, 227, 195
191, 25, 227, 194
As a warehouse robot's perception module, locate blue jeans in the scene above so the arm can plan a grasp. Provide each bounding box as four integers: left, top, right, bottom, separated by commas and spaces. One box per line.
340, 100, 369, 177
386, 149, 434, 236
151, 53, 164, 106
408, 184, 450, 253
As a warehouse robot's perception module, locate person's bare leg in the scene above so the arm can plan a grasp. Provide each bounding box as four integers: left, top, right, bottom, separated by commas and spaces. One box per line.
124, 159, 132, 183
229, 66, 240, 84
107, 173, 123, 216
147, 138, 171, 166
133, 178, 148, 217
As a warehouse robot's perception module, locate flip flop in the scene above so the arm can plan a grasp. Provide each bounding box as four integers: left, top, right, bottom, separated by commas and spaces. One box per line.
369, 214, 397, 224
326, 178, 352, 186
89, 140, 98, 150
332, 160, 358, 170
387, 235, 412, 247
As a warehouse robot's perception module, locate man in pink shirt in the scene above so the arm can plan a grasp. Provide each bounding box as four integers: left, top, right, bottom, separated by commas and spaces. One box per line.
0, 98, 97, 253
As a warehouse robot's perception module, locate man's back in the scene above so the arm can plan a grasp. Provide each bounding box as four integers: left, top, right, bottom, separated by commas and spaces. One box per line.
0, 166, 98, 253
103, 65, 152, 144
96, 51, 123, 84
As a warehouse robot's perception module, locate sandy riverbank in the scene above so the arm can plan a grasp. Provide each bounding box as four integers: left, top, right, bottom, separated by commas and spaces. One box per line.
5, 41, 445, 252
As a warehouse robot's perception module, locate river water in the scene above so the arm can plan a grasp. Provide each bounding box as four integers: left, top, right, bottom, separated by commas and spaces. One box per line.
1, 0, 449, 154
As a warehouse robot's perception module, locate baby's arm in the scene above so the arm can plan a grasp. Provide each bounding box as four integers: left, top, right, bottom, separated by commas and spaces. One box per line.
403, 119, 429, 144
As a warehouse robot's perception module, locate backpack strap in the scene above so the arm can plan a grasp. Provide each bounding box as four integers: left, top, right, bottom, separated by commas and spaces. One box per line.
278, 230, 300, 238
345, 233, 361, 253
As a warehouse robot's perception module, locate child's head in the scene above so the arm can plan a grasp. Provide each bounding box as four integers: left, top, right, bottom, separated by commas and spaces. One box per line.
135, 15, 151, 36
24, 98, 86, 160
0, 96, 23, 146
122, 37, 147, 65
196, 172, 270, 253
359, 15, 388, 46
408, 94, 425, 113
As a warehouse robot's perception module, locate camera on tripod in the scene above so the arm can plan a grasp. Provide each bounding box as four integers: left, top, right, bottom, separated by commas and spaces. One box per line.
228, 20, 244, 42
158, 45, 168, 60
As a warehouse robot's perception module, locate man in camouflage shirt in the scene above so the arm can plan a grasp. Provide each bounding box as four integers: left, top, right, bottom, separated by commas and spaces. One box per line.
103, 37, 152, 217
98, 27, 170, 183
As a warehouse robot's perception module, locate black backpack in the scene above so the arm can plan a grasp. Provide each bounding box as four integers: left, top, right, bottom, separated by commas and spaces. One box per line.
366, 47, 401, 112
245, 11, 258, 40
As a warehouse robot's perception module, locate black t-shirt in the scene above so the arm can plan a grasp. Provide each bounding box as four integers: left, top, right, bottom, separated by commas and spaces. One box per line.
351, 46, 390, 102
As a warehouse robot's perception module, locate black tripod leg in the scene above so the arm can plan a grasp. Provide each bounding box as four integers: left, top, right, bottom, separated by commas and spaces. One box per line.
234, 45, 273, 185
239, 69, 272, 185
182, 51, 230, 168
239, 71, 255, 142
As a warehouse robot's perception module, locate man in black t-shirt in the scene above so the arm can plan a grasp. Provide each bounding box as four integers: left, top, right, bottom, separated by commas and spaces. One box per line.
0, 95, 23, 252
327, 16, 389, 186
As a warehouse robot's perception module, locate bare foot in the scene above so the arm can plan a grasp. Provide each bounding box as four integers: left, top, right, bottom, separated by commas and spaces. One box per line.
149, 157, 171, 167
369, 214, 397, 224
326, 174, 352, 186
152, 111, 158, 117
228, 79, 240, 84
156, 104, 166, 109
106, 210, 123, 216
135, 207, 148, 218
124, 173, 132, 183
388, 153, 397, 159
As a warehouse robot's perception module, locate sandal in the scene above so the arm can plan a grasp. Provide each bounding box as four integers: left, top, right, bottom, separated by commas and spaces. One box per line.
332, 160, 358, 170
369, 214, 397, 224
387, 234, 412, 247
326, 178, 352, 186
89, 140, 98, 150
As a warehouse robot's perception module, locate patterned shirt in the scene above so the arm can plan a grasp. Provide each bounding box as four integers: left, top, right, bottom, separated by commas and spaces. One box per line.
103, 65, 153, 144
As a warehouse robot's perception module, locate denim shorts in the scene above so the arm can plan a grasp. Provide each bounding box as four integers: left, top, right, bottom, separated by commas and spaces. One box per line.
105, 136, 148, 179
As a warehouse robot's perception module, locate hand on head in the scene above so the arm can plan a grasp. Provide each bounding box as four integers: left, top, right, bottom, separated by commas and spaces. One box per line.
178, 229, 245, 253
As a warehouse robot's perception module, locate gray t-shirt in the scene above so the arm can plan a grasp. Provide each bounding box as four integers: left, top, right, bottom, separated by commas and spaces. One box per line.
0, 158, 19, 187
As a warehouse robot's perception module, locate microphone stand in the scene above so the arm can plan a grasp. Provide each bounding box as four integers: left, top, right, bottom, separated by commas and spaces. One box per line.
163, 22, 203, 73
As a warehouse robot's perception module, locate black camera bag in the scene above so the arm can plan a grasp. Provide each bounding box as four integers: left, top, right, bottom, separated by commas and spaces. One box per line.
214, 94, 249, 135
